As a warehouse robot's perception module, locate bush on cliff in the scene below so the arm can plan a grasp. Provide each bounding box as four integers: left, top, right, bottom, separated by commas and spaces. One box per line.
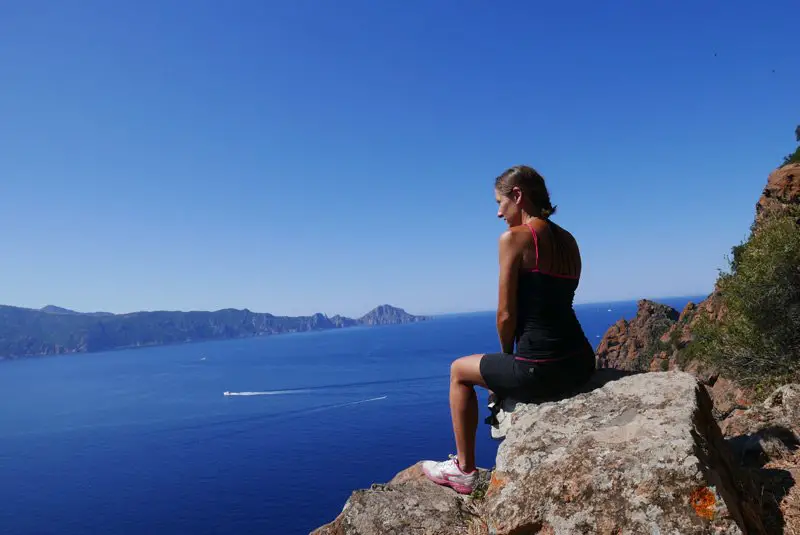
783, 146, 800, 167
780, 124, 800, 167
689, 210, 800, 394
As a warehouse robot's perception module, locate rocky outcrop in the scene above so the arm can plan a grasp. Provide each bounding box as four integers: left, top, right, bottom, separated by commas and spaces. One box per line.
357, 305, 427, 326
594, 292, 753, 418
595, 167, 800, 379
313, 372, 766, 534
756, 163, 800, 227
595, 299, 679, 371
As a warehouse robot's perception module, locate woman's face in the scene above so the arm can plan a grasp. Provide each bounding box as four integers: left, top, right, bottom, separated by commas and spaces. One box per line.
495, 186, 522, 227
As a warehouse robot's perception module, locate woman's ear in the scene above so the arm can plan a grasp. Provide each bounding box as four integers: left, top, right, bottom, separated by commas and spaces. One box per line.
512, 186, 523, 205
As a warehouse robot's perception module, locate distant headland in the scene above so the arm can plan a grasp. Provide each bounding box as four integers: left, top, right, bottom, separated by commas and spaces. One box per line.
0, 303, 428, 360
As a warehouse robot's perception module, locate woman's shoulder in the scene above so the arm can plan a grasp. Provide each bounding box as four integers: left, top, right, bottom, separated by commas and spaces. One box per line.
498, 225, 535, 251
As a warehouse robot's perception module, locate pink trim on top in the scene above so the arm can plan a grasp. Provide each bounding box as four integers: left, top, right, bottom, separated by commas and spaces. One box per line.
515, 348, 588, 363
524, 222, 579, 280
526, 269, 579, 280
515, 356, 568, 363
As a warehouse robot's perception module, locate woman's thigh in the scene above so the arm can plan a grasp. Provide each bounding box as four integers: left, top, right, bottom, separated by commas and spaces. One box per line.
451, 354, 489, 388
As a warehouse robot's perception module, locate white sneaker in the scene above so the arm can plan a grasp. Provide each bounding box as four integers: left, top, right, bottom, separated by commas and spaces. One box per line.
421, 454, 477, 494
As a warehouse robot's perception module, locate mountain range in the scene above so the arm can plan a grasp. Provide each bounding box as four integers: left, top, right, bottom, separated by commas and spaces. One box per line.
0, 303, 428, 359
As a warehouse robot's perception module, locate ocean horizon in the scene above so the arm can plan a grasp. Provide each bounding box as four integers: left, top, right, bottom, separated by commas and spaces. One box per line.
0, 295, 701, 534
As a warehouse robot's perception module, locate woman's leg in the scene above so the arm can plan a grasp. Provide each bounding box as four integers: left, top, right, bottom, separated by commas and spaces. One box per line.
449, 354, 489, 473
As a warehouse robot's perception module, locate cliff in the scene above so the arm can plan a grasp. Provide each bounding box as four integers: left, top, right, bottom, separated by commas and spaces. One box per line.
586, 160, 800, 532
597, 165, 800, 389
312, 371, 769, 534
0, 304, 427, 359
755, 163, 800, 227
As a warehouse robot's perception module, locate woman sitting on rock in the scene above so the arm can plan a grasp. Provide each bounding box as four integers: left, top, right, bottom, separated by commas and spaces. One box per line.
422, 165, 596, 494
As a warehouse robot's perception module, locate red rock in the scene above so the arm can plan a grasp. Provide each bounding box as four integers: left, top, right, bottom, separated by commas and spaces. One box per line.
594, 300, 678, 371
756, 162, 800, 226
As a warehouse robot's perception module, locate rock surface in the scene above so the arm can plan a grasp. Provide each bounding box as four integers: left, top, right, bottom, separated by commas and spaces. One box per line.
595, 299, 679, 371
720, 384, 800, 535
310, 464, 490, 535
312, 372, 766, 535
721, 384, 800, 444
756, 162, 800, 226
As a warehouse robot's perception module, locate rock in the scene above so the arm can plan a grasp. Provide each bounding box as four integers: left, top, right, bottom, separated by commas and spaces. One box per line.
679, 302, 698, 322
312, 372, 766, 535
720, 384, 800, 469
707, 377, 752, 420
720, 384, 800, 534
756, 163, 800, 227
310, 463, 490, 535
721, 384, 800, 439
487, 369, 639, 441
480, 372, 764, 534
683, 359, 720, 385
595, 300, 679, 371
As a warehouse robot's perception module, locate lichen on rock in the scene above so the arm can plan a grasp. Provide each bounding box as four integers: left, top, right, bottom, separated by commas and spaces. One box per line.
312, 372, 765, 534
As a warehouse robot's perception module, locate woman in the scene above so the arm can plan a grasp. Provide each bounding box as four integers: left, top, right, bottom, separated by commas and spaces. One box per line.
422, 165, 596, 494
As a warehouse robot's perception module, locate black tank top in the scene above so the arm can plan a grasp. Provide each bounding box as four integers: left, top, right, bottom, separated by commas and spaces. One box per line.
514, 222, 592, 360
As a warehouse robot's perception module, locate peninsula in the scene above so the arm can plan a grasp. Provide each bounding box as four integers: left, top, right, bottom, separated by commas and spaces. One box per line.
0, 303, 427, 359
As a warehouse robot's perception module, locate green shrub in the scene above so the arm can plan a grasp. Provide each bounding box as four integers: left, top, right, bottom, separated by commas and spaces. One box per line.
633, 318, 674, 371
782, 145, 800, 167
690, 211, 800, 393
780, 124, 800, 166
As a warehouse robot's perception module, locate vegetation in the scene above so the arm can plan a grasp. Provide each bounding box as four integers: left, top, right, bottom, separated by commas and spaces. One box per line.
780, 124, 800, 166
688, 210, 800, 395
632, 314, 675, 372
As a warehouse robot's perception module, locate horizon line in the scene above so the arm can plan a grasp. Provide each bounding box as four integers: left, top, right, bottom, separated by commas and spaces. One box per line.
4, 292, 710, 319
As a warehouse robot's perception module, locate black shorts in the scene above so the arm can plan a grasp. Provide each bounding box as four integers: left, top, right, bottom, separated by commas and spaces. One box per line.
479, 349, 595, 403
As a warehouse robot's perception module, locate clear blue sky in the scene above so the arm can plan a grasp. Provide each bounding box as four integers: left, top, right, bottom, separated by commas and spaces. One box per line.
1, 1, 797, 317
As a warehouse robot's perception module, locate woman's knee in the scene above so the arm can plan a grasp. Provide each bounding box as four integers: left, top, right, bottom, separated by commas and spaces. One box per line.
450, 354, 484, 385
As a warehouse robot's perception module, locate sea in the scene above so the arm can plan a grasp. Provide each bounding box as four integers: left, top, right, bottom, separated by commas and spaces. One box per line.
0, 296, 700, 535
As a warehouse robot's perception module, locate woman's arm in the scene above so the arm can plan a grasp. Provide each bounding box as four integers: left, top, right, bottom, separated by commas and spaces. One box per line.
497, 230, 521, 354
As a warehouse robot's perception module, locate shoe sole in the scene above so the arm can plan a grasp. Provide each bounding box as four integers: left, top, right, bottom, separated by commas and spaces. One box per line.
422, 466, 474, 495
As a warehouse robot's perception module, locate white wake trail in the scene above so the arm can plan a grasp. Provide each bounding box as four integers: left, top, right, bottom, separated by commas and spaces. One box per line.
223, 389, 313, 396
343, 396, 387, 405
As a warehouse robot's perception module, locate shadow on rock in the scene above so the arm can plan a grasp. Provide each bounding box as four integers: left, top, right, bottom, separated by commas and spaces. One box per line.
755, 467, 795, 535
726, 425, 800, 469
726, 425, 799, 535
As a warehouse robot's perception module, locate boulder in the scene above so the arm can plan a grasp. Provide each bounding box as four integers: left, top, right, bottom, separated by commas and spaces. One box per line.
310, 464, 490, 535
312, 372, 765, 534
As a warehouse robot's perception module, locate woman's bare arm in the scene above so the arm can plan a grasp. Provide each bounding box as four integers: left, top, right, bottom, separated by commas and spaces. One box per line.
496, 229, 522, 354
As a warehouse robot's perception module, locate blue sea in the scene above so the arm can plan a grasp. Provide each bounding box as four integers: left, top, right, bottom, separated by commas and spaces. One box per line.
0, 297, 699, 534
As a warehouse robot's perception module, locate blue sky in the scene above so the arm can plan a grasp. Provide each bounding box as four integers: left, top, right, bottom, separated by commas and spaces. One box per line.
1, 1, 797, 317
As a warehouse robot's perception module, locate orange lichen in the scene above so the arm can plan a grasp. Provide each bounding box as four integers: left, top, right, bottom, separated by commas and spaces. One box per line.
486, 472, 507, 497
690, 486, 716, 520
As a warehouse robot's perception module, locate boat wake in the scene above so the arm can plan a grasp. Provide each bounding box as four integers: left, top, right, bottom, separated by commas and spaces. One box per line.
222, 374, 444, 398
223, 389, 313, 396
